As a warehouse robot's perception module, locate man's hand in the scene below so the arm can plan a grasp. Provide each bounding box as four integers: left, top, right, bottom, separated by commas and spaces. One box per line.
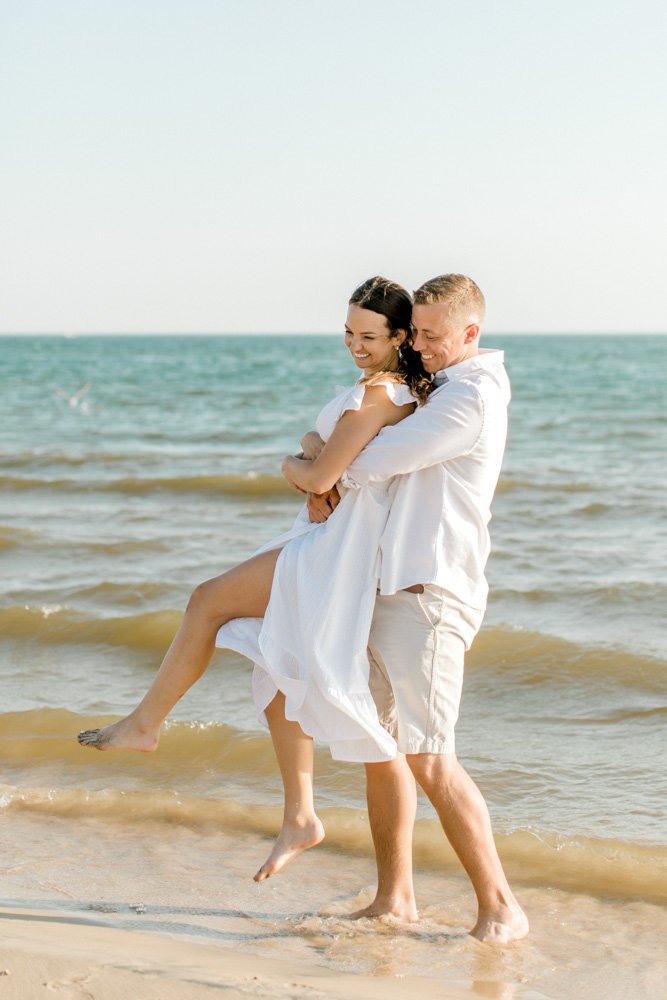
306, 487, 340, 523
300, 431, 325, 460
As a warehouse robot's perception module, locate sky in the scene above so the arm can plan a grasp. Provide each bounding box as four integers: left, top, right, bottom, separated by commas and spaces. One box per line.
1, 0, 666, 334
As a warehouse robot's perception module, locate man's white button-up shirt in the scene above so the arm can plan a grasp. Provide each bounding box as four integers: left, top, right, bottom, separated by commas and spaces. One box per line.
341, 349, 511, 609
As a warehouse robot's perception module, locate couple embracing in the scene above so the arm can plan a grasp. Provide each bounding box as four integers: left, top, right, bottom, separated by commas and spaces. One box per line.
79, 273, 528, 944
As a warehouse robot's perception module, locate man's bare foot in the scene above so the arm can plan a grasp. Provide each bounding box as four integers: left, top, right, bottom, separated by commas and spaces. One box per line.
471, 902, 529, 943
77, 715, 160, 752
347, 897, 419, 923
253, 816, 325, 882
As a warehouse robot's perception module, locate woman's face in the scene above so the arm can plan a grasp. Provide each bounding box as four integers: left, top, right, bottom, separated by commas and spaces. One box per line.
344, 304, 405, 374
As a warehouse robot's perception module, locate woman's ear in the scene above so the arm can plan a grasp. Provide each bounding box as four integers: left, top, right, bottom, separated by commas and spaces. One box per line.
394, 329, 408, 348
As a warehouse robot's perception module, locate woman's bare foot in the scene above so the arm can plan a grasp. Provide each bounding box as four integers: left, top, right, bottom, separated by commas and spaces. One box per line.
77, 714, 161, 752
253, 815, 325, 882
471, 902, 529, 943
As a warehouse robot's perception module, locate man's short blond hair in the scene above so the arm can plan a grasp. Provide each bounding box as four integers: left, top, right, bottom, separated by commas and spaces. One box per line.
413, 274, 486, 324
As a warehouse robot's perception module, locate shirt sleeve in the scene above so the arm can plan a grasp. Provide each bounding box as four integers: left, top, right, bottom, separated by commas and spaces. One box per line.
341, 382, 484, 486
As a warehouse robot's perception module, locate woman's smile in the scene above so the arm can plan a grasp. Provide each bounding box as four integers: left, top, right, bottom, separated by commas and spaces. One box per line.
344, 303, 405, 374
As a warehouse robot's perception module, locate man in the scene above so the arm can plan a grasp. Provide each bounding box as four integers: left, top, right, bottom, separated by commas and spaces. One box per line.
308, 274, 528, 943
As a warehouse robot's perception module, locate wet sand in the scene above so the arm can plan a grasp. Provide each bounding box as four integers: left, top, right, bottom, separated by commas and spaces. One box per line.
0, 909, 479, 1000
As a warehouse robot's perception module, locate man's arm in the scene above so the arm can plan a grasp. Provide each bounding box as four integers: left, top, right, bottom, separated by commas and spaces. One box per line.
281, 384, 414, 494
342, 384, 484, 486
290, 386, 482, 519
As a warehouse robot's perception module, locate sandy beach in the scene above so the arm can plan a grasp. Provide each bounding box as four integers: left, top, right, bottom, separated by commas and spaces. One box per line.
1, 908, 482, 1000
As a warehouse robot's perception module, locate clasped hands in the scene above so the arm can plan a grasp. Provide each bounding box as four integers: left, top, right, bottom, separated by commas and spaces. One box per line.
281, 431, 340, 524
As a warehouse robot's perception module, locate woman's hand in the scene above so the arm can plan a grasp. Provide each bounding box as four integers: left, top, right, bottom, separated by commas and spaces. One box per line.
300, 431, 325, 460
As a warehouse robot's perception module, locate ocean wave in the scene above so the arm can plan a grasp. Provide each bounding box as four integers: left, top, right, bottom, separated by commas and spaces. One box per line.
0, 472, 295, 497
0, 710, 273, 771
1, 777, 665, 905
82, 538, 170, 555
492, 581, 667, 606
0, 527, 167, 556
2, 709, 666, 904
62, 580, 176, 604
0, 605, 182, 650
110, 474, 294, 497
466, 626, 667, 692
494, 478, 599, 495
0, 451, 133, 469
0, 525, 38, 550
567, 705, 667, 724
3, 605, 665, 685
577, 501, 612, 515
0, 470, 604, 499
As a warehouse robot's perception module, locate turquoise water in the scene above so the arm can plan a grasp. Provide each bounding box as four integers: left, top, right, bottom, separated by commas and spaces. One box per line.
3, 332, 665, 651
1, 333, 666, 850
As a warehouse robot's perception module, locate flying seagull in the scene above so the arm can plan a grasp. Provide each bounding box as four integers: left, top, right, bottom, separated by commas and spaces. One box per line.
54, 382, 91, 409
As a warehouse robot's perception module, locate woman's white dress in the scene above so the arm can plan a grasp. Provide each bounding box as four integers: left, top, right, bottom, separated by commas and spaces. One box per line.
215, 379, 414, 763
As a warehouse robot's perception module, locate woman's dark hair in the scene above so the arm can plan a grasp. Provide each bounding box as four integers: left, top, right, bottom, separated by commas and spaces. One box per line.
349, 276, 432, 404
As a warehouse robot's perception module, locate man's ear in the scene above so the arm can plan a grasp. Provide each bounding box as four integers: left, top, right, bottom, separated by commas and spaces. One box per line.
464, 324, 480, 344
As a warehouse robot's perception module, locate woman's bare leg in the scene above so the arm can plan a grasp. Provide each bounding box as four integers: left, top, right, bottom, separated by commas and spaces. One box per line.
253, 691, 325, 881
78, 548, 282, 751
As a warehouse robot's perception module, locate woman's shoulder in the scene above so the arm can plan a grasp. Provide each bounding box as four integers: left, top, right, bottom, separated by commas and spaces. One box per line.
360, 373, 415, 407
328, 376, 414, 421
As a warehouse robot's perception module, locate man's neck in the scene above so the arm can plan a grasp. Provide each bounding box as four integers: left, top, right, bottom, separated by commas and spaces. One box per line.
445, 346, 479, 370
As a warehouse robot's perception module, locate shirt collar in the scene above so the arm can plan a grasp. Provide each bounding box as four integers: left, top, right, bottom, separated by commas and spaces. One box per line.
433, 349, 505, 386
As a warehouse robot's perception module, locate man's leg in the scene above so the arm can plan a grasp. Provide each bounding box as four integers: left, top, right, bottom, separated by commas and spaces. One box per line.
407, 752, 528, 943
363, 587, 528, 940
254, 691, 324, 881
350, 755, 418, 921
352, 621, 418, 920
78, 548, 282, 750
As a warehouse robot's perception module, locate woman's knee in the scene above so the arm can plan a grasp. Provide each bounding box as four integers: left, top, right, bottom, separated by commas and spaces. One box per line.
186, 549, 279, 623
186, 576, 231, 621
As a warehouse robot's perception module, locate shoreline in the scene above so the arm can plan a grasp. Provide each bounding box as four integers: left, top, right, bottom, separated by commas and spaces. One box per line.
0, 905, 482, 1000
2, 805, 667, 1000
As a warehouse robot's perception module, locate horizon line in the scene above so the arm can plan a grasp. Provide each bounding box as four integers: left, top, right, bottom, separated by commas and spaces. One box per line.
2, 330, 666, 338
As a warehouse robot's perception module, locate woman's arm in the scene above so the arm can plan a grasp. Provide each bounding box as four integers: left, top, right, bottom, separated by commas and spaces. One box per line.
282, 384, 414, 495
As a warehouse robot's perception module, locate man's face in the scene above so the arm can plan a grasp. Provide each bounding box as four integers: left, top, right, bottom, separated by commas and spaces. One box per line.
411, 302, 479, 373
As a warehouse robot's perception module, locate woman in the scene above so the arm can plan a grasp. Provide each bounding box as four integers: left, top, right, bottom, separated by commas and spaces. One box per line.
79, 276, 431, 880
